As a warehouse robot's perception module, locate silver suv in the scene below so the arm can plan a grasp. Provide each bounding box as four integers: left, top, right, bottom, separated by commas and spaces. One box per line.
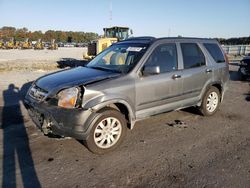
25, 37, 229, 154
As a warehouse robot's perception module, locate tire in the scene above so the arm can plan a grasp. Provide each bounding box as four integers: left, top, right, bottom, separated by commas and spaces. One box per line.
199, 86, 221, 116
239, 67, 246, 81
84, 108, 127, 154
240, 72, 246, 81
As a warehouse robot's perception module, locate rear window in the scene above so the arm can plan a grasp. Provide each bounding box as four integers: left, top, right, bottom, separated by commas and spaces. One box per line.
204, 43, 225, 63
181, 43, 206, 69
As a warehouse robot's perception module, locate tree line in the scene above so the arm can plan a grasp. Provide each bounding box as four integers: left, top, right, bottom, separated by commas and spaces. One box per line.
0, 26, 99, 43
1, 26, 249, 45
216, 37, 250, 45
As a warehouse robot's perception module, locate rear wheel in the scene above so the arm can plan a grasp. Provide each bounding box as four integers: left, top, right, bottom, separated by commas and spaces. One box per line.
200, 86, 221, 116
85, 108, 127, 154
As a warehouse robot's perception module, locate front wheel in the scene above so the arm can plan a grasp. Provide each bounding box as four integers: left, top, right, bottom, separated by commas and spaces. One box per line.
84, 108, 127, 154
199, 86, 221, 116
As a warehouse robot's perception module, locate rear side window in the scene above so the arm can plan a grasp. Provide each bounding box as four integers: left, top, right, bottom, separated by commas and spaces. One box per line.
181, 43, 205, 69
203, 43, 225, 63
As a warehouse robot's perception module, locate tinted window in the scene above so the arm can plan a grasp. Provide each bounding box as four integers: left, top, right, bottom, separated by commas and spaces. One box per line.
181, 43, 205, 69
204, 43, 225, 63
144, 43, 177, 73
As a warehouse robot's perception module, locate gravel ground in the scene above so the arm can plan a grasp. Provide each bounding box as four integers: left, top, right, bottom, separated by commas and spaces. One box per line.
0, 48, 87, 71
0, 48, 86, 62
0, 61, 249, 187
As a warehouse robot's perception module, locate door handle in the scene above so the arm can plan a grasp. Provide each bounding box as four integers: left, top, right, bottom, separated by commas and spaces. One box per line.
172, 74, 181, 79
206, 69, 213, 73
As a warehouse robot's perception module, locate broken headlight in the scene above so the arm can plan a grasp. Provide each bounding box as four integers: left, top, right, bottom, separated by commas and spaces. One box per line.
57, 87, 79, 109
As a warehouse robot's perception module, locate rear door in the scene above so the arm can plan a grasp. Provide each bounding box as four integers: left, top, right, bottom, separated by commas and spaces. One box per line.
203, 43, 229, 85
179, 43, 213, 104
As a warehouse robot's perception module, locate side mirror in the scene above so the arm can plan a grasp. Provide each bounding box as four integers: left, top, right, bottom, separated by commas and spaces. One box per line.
143, 65, 160, 76
130, 29, 133, 35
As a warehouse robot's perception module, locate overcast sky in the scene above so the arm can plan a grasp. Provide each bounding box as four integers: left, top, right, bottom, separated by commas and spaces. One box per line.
0, 0, 250, 38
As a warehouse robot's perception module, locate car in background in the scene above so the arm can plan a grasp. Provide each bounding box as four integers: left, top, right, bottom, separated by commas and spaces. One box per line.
64, 43, 75, 47
239, 53, 250, 80
58, 42, 64, 47
75, 43, 87, 47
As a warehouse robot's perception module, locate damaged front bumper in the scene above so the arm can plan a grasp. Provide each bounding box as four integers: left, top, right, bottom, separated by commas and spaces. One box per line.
24, 96, 96, 140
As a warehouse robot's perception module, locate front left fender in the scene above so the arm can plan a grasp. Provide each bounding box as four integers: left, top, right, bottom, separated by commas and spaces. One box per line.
82, 94, 136, 128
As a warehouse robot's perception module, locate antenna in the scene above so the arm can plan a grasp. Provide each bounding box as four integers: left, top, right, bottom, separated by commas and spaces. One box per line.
109, 0, 113, 27
168, 28, 171, 37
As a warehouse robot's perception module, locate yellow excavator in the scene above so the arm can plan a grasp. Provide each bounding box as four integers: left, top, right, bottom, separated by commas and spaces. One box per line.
21, 38, 32, 49
47, 39, 58, 50
0, 40, 4, 49
34, 39, 44, 50
4, 38, 15, 49
83, 26, 131, 59
14, 41, 21, 49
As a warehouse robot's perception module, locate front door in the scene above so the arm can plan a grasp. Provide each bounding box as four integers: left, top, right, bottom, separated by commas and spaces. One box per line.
135, 43, 183, 118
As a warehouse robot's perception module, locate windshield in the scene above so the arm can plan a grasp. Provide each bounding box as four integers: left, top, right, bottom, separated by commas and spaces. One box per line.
105, 28, 129, 40
87, 43, 148, 73
118, 30, 129, 40
105, 30, 115, 38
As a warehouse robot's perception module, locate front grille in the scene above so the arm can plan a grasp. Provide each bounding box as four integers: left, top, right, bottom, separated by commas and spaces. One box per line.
29, 85, 48, 101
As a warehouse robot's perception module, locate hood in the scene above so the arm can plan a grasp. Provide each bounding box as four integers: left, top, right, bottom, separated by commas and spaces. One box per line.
35, 67, 120, 93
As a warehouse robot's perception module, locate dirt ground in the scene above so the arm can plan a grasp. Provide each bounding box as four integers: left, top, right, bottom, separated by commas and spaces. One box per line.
0, 53, 249, 187
0, 48, 86, 62
0, 48, 87, 71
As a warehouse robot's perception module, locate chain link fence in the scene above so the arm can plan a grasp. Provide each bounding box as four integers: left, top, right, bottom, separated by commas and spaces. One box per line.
222, 45, 250, 56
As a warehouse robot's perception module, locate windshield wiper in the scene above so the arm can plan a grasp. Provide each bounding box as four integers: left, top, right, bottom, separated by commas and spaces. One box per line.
88, 66, 121, 73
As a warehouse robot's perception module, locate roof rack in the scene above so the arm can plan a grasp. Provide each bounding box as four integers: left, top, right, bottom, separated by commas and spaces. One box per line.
124, 36, 156, 41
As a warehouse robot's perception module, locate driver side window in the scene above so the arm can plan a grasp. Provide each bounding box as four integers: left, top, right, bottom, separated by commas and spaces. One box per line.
144, 43, 178, 74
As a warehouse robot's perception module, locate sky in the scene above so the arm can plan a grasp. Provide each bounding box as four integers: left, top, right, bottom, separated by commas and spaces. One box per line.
0, 0, 250, 38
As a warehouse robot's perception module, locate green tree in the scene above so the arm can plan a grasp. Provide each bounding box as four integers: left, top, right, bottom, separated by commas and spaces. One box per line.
31, 31, 43, 41
0, 26, 16, 40
14, 27, 29, 41
0, 26, 99, 43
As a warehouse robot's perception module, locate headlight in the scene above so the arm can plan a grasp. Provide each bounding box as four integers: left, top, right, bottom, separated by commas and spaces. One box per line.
58, 87, 79, 108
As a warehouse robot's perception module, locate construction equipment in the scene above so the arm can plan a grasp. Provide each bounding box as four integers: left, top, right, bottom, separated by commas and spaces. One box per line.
34, 39, 44, 50
47, 39, 58, 50
14, 41, 21, 49
83, 26, 131, 59
0, 40, 4, 49
21, 38, 32, 49
4, 38, 15, 49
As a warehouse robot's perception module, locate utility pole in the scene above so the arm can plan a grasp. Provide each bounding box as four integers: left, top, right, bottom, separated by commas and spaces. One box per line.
109, 0, 113, 27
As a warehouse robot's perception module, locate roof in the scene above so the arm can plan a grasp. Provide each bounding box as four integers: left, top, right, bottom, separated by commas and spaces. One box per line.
119, 36, 217, 45
117, 37, 156, 45
156, 37, 217, 42
103, 26, 129, 31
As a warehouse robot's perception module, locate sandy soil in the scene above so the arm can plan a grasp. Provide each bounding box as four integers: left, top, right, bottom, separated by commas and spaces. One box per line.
0, 48, 86, 61
0, 48, 87, 71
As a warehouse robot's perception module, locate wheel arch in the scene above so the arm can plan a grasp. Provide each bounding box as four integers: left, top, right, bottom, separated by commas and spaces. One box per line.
90, 99, 136, 129
199, 81, 223, 106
